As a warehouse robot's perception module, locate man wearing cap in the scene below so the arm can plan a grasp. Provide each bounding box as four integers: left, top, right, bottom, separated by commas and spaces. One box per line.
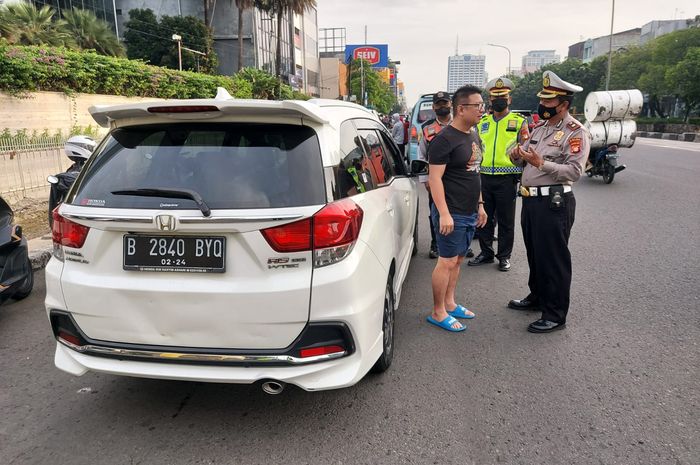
507, 71, 590, 333
417, 91, 456, 259
469, 77, 529, 272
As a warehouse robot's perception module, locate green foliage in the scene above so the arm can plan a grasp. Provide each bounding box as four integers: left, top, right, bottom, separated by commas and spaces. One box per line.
348, 59, 396, 114
123, 9, 218, 74
63, 8, 124, 57
0, 43, 304, 101
665, 47, 700, 120
0, 2, 73, 47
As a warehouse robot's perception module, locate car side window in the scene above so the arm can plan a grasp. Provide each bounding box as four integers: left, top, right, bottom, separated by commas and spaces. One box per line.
333, 121, 375, 199
357, 129, 395, 186
377, 130, 407, 176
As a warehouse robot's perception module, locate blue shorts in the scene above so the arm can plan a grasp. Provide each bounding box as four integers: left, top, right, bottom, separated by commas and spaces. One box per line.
430, 205, 477, 258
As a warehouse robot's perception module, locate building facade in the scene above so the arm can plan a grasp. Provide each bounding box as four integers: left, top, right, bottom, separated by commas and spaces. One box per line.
447, 54, 486, 92
521, 50, 560, 74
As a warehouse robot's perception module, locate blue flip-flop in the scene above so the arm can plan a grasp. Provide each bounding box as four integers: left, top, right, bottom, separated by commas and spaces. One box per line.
448, 305, 475, 319
426, 315, 466, 332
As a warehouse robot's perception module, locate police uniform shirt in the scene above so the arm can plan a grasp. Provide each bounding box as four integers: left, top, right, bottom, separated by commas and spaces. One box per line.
514, 113, 591, 187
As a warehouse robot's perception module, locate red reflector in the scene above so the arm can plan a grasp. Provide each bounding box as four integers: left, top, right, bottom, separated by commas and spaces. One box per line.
147, 105, 219, 113
410, 126, 417, 138
58, 330, 81, 346
52, 211, 90, 248
299, 345, 344, 358
313, 199, 363, 249
261, 218, 312, 253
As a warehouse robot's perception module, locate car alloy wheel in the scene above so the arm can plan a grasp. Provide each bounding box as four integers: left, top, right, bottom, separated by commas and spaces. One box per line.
371, 278, 395, 373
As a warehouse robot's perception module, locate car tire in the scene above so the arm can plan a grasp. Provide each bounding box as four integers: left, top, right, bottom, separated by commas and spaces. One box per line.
370, 277, 395, 374
13, 258, 34, 300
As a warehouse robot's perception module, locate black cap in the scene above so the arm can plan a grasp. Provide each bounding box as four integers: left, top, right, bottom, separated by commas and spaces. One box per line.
433, 91, 450, 103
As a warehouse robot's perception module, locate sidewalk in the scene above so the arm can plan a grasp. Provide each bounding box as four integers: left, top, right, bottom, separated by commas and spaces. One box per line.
29, 235, 53, 271
637, 131, 700, 142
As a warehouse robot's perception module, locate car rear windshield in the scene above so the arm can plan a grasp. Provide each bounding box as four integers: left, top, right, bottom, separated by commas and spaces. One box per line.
415, 100, 436, 124
71, 123, 326, 210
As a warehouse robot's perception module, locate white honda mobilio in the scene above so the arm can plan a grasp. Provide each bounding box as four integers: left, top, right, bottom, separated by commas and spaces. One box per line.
45, 91, 425, 392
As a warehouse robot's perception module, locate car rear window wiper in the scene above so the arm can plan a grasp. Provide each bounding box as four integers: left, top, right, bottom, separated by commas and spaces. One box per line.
111, 188, 211, 217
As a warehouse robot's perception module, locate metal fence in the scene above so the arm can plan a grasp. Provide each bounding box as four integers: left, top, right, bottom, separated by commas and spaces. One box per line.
0, 135, 72, 205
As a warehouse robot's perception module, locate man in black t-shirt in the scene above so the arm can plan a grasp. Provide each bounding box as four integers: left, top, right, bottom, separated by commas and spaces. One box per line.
426, 85, 488, 332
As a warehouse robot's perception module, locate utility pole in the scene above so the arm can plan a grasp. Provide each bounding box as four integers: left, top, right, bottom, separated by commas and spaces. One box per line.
605, 0, 616, 90
172, 34, 183, 71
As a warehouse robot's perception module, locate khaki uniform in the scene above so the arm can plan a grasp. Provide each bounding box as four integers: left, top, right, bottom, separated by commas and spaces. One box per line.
513, 113, 590, 187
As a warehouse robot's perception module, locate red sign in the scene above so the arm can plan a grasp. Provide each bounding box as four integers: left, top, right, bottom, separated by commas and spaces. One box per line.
353, 47, 381, 65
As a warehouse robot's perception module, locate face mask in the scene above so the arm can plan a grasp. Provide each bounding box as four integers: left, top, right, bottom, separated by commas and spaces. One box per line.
435, 107, 451, 117
538, 103, 560, 120
491, 98, 508, 113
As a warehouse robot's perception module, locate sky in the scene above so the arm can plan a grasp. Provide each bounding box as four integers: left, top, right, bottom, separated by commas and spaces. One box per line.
316, 0, 699, 106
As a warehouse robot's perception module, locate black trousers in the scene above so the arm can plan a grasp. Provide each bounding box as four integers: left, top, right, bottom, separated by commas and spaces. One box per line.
428, 192, 437, 248
477, 173, 519, 260
521, 193, 576, 324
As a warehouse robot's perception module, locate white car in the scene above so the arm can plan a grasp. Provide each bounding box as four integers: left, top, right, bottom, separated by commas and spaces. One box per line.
45, 92, 426, 393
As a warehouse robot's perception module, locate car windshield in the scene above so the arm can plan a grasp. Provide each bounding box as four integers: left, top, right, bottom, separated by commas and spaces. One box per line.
70, 123, 326, 210
415, 100, 436, 124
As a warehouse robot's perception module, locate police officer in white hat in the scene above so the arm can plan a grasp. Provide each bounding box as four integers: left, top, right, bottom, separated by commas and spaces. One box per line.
507, 70, 591, 333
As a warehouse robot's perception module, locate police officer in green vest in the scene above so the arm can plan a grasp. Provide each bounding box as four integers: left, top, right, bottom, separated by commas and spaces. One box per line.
468, 77, 529, 271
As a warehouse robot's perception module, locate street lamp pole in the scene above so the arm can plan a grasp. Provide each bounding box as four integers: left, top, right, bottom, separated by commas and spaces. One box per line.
488, 43, 511, 76
605, 0, 615, 90
172, 34, 183, 71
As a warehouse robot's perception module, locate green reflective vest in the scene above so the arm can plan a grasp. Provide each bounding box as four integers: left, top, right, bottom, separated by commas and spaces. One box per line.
478, 112, 524, 174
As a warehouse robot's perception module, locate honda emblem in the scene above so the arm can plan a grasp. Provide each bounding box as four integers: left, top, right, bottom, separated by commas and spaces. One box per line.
155, 215, 176, 231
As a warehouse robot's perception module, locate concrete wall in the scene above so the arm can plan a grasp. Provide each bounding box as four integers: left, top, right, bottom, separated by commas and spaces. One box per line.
0, 91, 162, 135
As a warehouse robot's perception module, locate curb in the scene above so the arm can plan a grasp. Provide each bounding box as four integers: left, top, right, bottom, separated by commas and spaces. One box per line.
30, 248, 53, 271
637, 131, 700, 142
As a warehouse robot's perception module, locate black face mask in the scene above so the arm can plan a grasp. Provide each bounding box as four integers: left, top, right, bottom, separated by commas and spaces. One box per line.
538, 103, 560, 120
491, 98, 508, 113
435, 107, 451, 117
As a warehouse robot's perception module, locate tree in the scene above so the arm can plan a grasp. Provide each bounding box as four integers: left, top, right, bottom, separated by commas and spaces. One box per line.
0, 2, 73, 47
123, 9, 164, 64
347, 59, 396, 114
666, 47, 700, 121
234, 0, 255, 72
159, 15, 219, 73
63, 8, 124, 57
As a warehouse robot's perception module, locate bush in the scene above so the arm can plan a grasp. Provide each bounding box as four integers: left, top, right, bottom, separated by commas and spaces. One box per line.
0, 42, 299, 101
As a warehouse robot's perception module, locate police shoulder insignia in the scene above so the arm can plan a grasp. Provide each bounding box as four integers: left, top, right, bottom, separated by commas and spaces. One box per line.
569, 137, 582, 154
567, 121, 581, 131
507, 120, 517, 130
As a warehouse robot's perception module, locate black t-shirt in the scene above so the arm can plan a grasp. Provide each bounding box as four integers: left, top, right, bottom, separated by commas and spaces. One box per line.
427, 124, 482, 215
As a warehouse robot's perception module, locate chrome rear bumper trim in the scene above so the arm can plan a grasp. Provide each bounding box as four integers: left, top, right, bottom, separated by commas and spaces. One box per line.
59, 339, 345, 365
61, 213, 153, 223
179, 214, 303, 224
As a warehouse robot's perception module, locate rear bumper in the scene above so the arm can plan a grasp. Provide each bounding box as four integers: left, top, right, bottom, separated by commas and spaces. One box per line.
53, 341, 374, 391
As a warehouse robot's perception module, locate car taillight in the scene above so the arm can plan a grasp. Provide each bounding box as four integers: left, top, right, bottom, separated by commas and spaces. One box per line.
260, 199, 363, 267
52, 210, 90, 260
410, 125, 418, 141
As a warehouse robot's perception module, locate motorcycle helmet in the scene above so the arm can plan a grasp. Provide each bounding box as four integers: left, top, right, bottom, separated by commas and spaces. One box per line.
64, 135, 96, 163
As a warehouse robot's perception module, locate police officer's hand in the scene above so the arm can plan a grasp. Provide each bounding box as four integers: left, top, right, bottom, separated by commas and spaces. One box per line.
522, 147, 544, 168
439, 213, 454, 235
476, 204, 487, 228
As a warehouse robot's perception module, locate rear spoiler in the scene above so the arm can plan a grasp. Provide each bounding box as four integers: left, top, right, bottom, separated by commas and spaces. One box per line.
89, 98, 329, 127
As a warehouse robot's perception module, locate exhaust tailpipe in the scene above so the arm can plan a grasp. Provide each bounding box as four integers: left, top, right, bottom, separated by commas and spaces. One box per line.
261, 380, 286, 395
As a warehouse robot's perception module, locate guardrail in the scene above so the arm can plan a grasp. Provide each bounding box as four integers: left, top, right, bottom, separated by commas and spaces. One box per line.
0, 135, 72, 204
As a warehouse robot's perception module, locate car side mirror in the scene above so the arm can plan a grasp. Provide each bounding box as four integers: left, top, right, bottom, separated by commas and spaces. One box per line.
410, 159, 428, 176
47, 175, 59, 185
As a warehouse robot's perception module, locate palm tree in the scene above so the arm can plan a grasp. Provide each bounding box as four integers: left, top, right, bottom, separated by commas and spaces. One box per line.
234, 0, 255, 72
257, 0, 316, 89
0, 2, 73, 47
62, 8, 125, 57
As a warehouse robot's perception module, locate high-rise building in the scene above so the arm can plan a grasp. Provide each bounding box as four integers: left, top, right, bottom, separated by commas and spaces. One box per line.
521, 50, 560, 74
447, 54, 486, 92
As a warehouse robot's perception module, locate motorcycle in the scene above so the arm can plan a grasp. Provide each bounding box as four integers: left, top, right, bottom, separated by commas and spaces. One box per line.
47, 135, 96, 227
586, 144, 626, 184
0, 195, 34, 305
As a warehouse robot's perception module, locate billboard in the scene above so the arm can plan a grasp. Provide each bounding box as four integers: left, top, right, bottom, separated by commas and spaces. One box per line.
345, 44, 389, 68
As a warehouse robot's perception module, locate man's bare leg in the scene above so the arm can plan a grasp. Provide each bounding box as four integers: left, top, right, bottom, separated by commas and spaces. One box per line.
431, 256, 463, 329
444, 256, 465, 311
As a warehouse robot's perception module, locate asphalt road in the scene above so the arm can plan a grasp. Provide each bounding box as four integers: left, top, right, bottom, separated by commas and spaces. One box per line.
1, 138, 698, 465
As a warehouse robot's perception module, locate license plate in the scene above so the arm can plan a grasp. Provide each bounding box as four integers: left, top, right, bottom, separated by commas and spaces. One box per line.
123, 235, 226, 273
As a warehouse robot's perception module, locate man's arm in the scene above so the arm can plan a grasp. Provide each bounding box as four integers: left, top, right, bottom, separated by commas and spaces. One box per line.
428, 164, 453, 234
